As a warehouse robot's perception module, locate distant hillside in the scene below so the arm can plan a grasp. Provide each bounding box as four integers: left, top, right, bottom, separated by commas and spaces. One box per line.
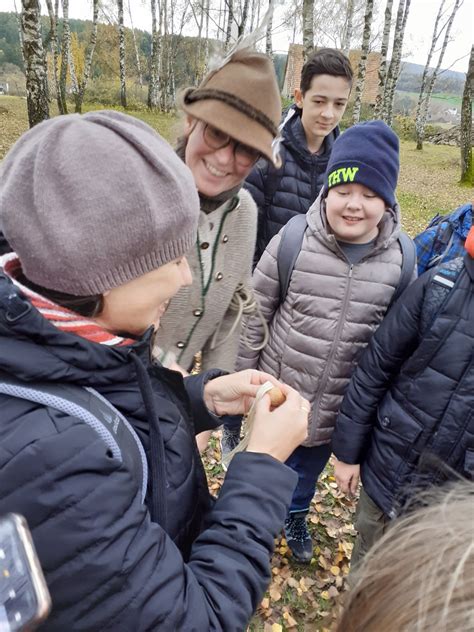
397, 61, 465, 95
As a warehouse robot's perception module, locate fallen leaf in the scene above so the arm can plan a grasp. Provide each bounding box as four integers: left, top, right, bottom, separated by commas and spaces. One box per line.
269, 588, 282, 602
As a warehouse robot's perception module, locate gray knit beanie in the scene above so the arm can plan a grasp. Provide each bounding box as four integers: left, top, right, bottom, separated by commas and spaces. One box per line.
0, 110, 199, 296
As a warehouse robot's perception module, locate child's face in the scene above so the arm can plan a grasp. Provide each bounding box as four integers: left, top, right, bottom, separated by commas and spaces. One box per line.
326, 184, 387, 244
294, 75, 350, 150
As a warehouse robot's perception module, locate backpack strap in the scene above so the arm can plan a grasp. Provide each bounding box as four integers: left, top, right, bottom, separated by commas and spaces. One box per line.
428, 222, 455, 269
0, 373, 148, 504
390, 232, 417, 306
277, 214, 308, 305
420, 257, 464, 334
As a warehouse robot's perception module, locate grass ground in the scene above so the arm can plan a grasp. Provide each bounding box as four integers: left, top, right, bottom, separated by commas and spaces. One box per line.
1, 96, 473, 630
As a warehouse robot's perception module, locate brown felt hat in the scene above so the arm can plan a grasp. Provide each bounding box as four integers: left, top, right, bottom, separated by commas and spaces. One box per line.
180, 48, 282, 164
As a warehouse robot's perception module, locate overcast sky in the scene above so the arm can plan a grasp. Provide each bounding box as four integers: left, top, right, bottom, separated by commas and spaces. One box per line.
3, 0, 472, 73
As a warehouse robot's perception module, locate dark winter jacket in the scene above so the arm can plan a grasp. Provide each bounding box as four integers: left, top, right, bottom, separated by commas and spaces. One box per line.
245, 105, 339, 264
332, 255, 474, 519
0, 272, 297, 631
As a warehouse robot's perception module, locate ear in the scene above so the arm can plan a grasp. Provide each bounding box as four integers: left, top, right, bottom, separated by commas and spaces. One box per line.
184, 115, 195, 136
294, 88, 303, 109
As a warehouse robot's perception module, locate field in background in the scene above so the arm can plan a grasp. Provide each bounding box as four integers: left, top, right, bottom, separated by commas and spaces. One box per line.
1, 96, 470, 237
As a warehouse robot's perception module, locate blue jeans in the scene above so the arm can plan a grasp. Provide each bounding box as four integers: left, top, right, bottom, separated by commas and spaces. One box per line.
285, 444, 332, 513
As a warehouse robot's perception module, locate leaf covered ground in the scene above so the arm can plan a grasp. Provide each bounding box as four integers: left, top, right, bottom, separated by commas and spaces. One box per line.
1, 96, 472, 630
203, 435, 355, 631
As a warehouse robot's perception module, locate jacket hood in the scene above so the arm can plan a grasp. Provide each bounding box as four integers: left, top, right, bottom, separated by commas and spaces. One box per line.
0, 273, 150, 386
280, 105, 340, 165
306, 191, 402, 258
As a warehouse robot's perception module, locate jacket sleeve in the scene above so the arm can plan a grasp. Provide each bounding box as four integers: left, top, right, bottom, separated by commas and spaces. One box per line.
244, 160, 268, 211
332, 273, 430, 465
236, 233, 282, 371
11, 412, 297, 632
244, 161, 270, 268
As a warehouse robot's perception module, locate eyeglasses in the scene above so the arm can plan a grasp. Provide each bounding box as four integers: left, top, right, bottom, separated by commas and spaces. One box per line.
201, 123, 261, 167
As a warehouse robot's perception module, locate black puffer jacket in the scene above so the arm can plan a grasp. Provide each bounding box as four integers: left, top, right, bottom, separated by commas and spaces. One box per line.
332, 255, 474, 518
0, 273, 297, 631
245, 105, 339, 264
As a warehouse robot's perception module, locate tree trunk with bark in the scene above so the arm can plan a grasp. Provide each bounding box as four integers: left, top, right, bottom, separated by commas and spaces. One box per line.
415, 0, 462, 150
45, 0, 64, 114
341, 0, 355, 55
21, 0, 49, 127
225, 0, 234, 50
414, 0, 446, 143
70, 0, 99, 113
381, 0, 411, 125
118, 0, 127, 107
352, 0, 374, 124
302, 0, 314, 61
59, 0, 72, 114
148, 0, 160, 109
460, 44, 473, 184
128, 0, 143, 86
373, 0, 393, 118
265, 0, 273, 56
238, 0, 251, 37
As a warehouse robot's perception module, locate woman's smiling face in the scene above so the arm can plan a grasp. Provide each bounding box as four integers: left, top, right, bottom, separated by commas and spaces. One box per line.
184, 118, 254, 198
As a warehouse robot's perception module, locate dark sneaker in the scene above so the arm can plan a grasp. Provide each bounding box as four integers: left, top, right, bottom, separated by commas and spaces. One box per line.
284, 512, 313, 563
220, 426, 241, 471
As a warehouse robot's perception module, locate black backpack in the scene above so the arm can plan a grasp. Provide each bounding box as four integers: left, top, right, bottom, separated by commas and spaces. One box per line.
276, 214, 416, 306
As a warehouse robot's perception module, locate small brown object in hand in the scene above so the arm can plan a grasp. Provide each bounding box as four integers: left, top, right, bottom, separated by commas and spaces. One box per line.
268, 387, 286, 408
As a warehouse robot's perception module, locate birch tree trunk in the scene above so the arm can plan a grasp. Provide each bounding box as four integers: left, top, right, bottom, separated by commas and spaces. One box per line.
225, 0, 234, 51
128, 0, 143, 86
415, 0, 462, 150
460, 44, 473, 184
21, 0, 49, 127
238, 0, 251, 36
148, 0, 160, 109
373, 0, 393, 118
381, 0, 411, 125
302, 0, 314, 61
59, 0, 73, 114
352, 0, 374, 124
266, 0, 273, 56
45, 0, 64, 113
72, 0, 99, 113
118, 0, 127, 108
341, 0, 355, 55
13, 0, 27, 72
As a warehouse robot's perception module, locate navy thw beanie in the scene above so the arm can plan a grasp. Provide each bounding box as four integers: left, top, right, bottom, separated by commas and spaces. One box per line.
324, 120, 400, 208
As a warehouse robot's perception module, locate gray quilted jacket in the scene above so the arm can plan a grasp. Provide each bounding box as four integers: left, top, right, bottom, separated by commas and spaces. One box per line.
237, 194, 411, 447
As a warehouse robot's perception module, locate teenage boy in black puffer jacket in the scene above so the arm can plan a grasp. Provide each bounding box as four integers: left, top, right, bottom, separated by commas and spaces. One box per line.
333, 226, 474, 568
245, 49, 353, 267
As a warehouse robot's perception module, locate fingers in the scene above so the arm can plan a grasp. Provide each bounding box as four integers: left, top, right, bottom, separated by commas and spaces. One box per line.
350, 474, 359, 496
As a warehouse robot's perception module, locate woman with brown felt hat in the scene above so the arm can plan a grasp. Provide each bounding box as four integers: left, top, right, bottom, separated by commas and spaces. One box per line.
156, 48, 282, 401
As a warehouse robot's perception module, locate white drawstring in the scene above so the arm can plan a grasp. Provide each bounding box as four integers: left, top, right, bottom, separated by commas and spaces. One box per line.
209, 283, 269, 352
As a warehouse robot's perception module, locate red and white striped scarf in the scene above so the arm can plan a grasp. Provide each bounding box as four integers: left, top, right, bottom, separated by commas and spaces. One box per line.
1, 254, 134, 347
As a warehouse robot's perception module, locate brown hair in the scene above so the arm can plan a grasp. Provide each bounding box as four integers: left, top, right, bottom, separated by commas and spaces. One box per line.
336, 481, 474, 632
18, 272, 103, 318
300, 48, 353, 95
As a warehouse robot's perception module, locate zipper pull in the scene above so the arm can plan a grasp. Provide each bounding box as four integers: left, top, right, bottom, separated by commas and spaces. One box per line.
348, 265, 354, 278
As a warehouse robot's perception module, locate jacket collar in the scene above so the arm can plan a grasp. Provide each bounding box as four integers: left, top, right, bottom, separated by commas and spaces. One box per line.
0, 272, 153, 386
